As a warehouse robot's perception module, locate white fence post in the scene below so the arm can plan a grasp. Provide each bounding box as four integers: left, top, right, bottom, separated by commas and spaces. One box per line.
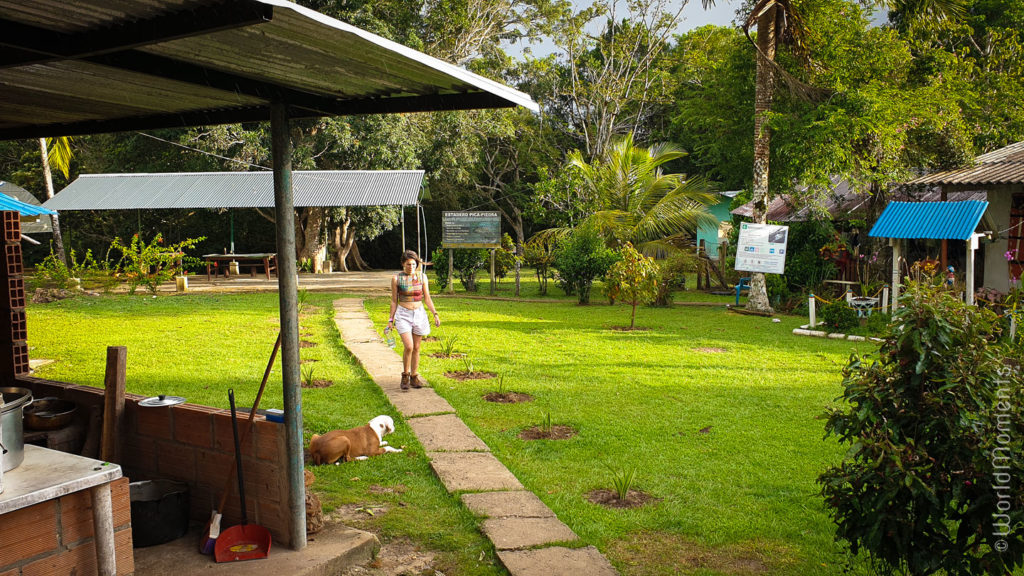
882, 285, 889, 314
809, 294, 816, 328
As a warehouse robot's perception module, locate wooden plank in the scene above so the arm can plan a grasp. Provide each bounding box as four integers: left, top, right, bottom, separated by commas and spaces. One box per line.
101, 346, 127, 464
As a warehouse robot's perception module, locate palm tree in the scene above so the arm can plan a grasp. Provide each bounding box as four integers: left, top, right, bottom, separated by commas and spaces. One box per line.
734, 0, 965, 313
557, 132, 716, 255
39, 136, 72, 265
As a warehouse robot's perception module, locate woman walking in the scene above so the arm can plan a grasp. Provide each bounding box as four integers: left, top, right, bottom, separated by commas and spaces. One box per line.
389, 250, 440, 390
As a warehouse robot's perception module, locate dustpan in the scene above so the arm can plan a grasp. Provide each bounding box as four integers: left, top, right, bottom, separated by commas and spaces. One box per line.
215, 389, 271, 562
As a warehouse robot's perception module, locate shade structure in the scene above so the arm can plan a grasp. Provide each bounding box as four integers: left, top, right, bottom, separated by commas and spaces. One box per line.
0, 187, 57, 217
44, 171, 424, 211
0, 0, 538, 555
868, 201, 989, 241
907, 141, 1024, 186
0, 0, 538, 140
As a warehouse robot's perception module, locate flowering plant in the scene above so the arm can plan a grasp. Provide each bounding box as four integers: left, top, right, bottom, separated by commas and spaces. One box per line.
110, 233, 205, 294
818, 233, 849, 260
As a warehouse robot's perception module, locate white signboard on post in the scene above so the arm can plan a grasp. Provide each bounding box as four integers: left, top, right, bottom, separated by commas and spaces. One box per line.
735, 223, 789, 274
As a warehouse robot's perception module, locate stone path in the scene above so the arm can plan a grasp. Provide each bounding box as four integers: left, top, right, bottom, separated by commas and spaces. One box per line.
333, 299, 618, 576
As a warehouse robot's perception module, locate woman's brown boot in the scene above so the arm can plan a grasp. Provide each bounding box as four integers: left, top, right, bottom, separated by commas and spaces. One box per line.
409, 373, 423, 388
400, 372, 410, 391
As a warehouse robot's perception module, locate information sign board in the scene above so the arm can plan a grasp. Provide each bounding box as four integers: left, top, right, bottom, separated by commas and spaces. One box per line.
735, 223, 789, 274
442, 211, 501, 248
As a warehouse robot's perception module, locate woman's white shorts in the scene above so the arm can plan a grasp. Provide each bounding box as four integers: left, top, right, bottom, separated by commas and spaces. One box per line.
394, 305, 430, 336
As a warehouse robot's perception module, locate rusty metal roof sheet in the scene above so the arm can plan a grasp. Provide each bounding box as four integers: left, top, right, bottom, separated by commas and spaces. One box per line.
907, 141, 1024, 185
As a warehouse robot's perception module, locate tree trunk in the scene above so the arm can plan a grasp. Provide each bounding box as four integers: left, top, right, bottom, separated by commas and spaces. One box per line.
330, 217, 353, 272
39, 138, 67, 265
347, 240, 371, 271
746, 8, 778, 314
513, 225, 524, 298
298, 207, 327, 273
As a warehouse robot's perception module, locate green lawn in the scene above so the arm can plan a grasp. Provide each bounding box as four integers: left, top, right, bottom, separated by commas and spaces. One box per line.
27, 290, 866, 575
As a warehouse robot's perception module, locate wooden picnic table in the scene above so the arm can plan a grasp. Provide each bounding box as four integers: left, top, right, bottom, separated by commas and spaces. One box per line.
203, 253, 277, 280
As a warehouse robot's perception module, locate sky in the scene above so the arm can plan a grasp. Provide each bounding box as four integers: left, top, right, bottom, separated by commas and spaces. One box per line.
503, 0, 741, 59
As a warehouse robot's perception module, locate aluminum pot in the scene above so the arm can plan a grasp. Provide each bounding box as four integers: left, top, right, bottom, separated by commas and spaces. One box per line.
0, 387, 32, 472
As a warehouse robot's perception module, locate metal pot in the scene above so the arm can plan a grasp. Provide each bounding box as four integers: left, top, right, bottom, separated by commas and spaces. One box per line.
0, 387, 33, 472
24, 397, 77, 431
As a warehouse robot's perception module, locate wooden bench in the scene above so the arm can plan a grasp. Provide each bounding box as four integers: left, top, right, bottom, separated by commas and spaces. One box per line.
203, 253, 277, 280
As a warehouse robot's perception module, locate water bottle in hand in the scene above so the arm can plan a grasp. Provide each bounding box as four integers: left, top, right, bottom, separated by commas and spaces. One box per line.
384, 326, 396, 348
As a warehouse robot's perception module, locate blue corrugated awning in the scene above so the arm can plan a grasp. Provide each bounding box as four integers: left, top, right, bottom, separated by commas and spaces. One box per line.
0, 191, 56, 216
868, 201, 989, 240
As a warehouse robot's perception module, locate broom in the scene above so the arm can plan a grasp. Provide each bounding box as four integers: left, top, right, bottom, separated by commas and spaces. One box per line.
200, 333, 281, 554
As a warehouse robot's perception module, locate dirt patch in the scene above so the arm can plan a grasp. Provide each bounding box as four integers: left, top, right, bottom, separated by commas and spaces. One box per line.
605, 531, 794, 576
300, 358, 320, 364
341, 536, 437, 576
444, 370, 496, 381
32, 288, 76, 303
608, 325, 651, 331
586, 489, 660, 509
300, 340, 318, 348
693, 347, 728, 353
519, 425, 577, 440
368, 484, 407, 495
429, 352, 467, 359
302, 379, 334, 388
483, 392, 534, 404
421, 336, 439, 342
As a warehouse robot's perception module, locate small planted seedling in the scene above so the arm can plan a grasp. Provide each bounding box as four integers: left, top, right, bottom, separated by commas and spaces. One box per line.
606, 463, 638, 501
302, 365, 316, 387
495, 372, 507, 394
297, 288, 310, 315
440, 333, 459, 356
541, 412, 552, 435
460, 355, 475, 374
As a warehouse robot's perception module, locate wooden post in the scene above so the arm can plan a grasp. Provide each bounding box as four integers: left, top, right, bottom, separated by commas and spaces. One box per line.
401, 207, 406, 253
91, 484, 116, 576
890, 239, 901, 313
490, 249, 496, 295
808, 294, 816, 328
271, 100, 306, 550
881, 285, 889, 314
101, 346, 126, 464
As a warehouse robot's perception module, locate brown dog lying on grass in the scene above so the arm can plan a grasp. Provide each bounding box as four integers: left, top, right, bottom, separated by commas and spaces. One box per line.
309, 415, 402, 465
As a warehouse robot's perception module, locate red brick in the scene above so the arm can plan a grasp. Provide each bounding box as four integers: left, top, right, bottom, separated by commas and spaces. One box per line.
135, 402, 172, 439
1, 568, 19, 576
213, 412, 254, 454
242, 459, 282, 503
58, 489, 93, 545
115, 527, 134, 576
0, 501, 58, 567
173, 405, 214, 447
253, 420, 285, 461
110, 477, 131, 528
23, 540, 96, 576
196, 449, 234, 489
121, 434, 156, 475
155, 440, 197, 483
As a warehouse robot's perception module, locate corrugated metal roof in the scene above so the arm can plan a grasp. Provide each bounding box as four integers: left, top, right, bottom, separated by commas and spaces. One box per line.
0, 0, 537, 140
868, 201, 989, 240
907, 141, 1024, 185
730, 177, 985, 221
43, 171, 423, 210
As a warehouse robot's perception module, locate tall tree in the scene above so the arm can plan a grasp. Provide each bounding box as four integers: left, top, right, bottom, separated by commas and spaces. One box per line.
39, 137, 72, 264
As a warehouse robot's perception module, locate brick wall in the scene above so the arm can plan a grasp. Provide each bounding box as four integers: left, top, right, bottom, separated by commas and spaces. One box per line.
16, 376, 295, 548
0, 477, 133, 576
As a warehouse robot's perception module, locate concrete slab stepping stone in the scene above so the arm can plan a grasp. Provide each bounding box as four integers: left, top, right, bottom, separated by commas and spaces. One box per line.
428, 452, 523, 491
461, 491, 555, 518
482, 517, 578, 549
387, 388, 455, 417
408, 414, 489, 451
497, 546, 618, 576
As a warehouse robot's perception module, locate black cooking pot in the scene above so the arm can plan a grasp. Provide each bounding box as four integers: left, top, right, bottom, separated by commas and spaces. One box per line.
130, 480, 191, 547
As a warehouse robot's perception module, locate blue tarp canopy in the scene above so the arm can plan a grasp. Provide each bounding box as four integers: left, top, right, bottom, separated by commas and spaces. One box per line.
0, 188, 56, 217
868, 201, 989, 241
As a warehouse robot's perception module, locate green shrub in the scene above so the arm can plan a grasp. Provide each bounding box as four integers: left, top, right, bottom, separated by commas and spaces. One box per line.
820, 300, 858, 332
523, 237, 555, 295
494, 233, 518, 281
819, 282, 1024, 576
652, 253, 693, 306
431, 247, 487, 292
110, 233, 205, 295
552, 226, 619, 304
606, 243, 659, 329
